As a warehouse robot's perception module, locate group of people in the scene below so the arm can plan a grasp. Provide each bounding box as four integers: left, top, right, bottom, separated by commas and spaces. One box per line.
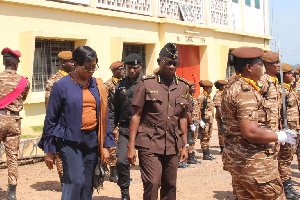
1, 43, 300, 200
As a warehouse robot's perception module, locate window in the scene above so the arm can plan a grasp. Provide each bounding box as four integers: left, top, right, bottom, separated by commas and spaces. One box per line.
226, 50, 235, 80
32, 39, 75, 92
232, 0, 238, 3
122, 44, 146, 75
245, 0, 251, 6
255, 0, 260, 9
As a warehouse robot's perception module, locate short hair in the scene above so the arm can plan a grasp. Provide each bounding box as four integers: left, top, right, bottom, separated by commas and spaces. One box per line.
72, 46, 98, 66
228, 55, 261, 74
3, 56, 19, 67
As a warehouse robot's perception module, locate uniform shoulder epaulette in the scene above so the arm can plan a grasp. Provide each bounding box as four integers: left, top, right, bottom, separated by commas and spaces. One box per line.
176, 76, 188, 84
142, 74, 155, 80
240, 82, 251, 91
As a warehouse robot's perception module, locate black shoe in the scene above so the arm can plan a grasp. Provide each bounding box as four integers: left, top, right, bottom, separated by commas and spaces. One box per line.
109, 166, 118, 183
287, 178, 300, 198
178, 161, 190, 168
283, 179, 299, 200
203, 149, 216, 160
59, 175, 64, 191
121, 188, 130, 200
187, 153, 198, 164
191, 152, 201, 164
7, 185, 16, 200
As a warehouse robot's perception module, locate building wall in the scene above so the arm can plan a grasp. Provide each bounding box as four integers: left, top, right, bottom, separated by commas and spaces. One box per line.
0, 0, 271, 127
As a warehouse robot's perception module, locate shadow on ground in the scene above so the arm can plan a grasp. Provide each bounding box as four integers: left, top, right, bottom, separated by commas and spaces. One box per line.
213, 190, 233, 199
31, 181, 61, 191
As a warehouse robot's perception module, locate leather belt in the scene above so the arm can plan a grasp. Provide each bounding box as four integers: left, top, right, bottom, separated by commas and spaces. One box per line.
0, 109, 19, 116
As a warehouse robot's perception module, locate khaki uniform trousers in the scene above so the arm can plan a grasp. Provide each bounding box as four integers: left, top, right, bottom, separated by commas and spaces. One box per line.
278, 143, 296, 182
108, 125, 119, 166
0, 114, 21, 185
188, 125, 199, 153
200, 122, 213, 150
216, 117, 225, 147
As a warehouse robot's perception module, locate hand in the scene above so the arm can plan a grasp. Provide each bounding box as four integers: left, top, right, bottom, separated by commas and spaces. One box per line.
45, 153, 55, 170
199, 120, 206, 129
101, 148, 110, 166
190, 124, 197, 132
276, 130, 297, 145
127, 146, 137, 166
180, 146, 188, 162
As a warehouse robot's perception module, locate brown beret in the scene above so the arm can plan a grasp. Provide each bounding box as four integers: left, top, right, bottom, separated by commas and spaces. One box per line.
294, 66, 300, 74
216, 80, 227, 85
110, 61, 123, 70
231, 47, 264, 58
153, 68, 159, 73
188, 81, 195, 86
58, 51, 72, 60
262, 51, 279, 63
282, 63, 292, 73
200, 80, 213, 87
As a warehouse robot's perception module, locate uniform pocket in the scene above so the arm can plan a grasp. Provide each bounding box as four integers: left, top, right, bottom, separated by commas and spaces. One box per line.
135, 124, 156, 149
145, 93, 163, 113
175, 96, 189, 115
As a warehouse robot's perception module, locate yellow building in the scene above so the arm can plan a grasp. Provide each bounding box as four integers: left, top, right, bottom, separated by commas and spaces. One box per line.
0, 0, 271, 127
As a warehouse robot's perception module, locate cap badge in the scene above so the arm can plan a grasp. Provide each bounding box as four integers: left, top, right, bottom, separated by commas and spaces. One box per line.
135, 60, 137, 65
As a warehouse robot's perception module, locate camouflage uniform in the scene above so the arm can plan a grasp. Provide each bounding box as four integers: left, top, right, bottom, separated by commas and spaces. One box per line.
278, 85, 300, 182
0, 70, 30, 185
258, 74, 281, 132
104, 77, 119, 167
188, 95, 199, 153
213, 90, 224, 148
222, 75, 284, 199
197, 91, 214, 150
45, 70, 66, 178
293, 80, 300, 171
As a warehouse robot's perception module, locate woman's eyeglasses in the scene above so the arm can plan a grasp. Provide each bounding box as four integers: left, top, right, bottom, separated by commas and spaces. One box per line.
159, 59, 180, 67
82, 64, 99, 72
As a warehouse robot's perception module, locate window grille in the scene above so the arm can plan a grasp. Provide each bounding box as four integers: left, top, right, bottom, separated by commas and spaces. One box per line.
32, 39, 75, 92
122, 44, 146, 75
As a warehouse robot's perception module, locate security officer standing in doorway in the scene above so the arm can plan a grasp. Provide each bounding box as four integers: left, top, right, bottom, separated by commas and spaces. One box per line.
112, 54, 142, 200
0, 47, 30, 200
127, 42, 191, 200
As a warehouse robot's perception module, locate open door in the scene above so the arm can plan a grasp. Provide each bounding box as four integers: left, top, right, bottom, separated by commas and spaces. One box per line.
176, 45, 200, 97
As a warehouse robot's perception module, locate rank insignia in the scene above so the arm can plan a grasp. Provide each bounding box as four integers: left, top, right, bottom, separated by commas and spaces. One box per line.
178, 94, 186, 98
150, 90, 159, 94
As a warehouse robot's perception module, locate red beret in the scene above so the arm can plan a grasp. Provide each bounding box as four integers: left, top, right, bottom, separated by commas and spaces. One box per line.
1, 47, 21, 57
231, 47, 264, 58
110, 61, 123, 70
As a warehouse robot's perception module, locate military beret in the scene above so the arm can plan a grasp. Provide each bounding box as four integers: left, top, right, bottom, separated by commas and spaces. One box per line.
282, 63, 292, 72
188, 81, 195, 86
231, 47, 264, 58
58, 51, 72, 60
153, 67, 159, 73
261, 51, 279, 63
294, 66, 300, 74
124, 54, 142, 65
216, 80, 227, 85
159, 42, 178, 59
200, 80, 213, 87
110, 61, 123, 70
1, 47, 21, 58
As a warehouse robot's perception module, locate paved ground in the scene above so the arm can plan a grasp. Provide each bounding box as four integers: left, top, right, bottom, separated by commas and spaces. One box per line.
0, 124, 300, 199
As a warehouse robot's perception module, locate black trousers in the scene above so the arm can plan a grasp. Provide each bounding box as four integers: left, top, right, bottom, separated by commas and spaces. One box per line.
116, 129, 130, 189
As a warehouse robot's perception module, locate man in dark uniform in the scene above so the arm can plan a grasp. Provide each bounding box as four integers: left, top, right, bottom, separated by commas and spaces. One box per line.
127, 43, 190, 200
0, 47, 30, 200
111, 54, 142, 200
105, 61, 125, 183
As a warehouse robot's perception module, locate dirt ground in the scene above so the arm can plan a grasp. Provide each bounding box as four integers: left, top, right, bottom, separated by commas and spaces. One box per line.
0, 124, 300, 200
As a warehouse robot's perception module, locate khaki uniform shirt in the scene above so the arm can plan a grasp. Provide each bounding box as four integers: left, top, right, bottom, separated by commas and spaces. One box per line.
0, 70, 30, 112
197, 92, 214, 123
213, 90, 222, 118
190, 95, 199, 121
258, 74, 281, 132
45, 71, 65, 108
221, 75, 278, 183
132, 73, 191, 155
281, 86, 300, 131
104, 77, 118, 106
